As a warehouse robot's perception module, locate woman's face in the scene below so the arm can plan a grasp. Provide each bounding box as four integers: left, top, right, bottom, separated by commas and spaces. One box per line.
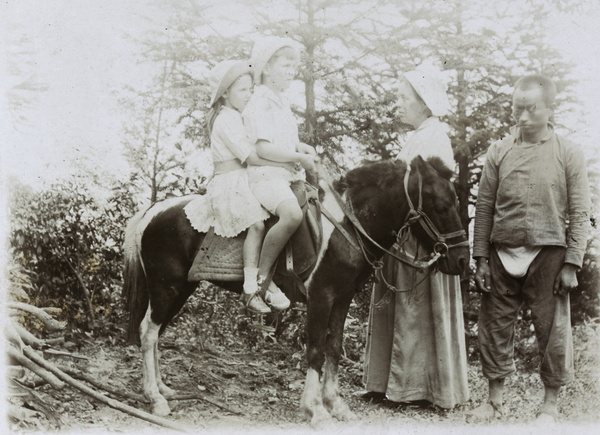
397, 79, 429, 128
224, 74, 253, 112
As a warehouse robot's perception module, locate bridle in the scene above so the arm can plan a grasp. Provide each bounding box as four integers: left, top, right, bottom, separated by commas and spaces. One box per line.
320, 162, 468, 298
398, 165, 470, 260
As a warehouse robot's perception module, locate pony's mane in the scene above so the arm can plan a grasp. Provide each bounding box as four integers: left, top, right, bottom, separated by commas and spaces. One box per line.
425, 156, 454, 181
337, 157, 454, 194
339, 160, 407, 192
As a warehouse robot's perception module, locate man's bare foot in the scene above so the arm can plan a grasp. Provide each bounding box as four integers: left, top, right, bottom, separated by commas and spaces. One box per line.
465, 401, 503, 423
534, 404, 559, 424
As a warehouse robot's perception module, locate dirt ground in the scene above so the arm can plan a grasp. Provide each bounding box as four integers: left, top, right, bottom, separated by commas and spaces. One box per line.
7, 315, 600, 435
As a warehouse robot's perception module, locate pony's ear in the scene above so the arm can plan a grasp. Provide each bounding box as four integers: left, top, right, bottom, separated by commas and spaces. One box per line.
333, 176, 347, 193
411, 155, 428, 174
425, 156, 455, 181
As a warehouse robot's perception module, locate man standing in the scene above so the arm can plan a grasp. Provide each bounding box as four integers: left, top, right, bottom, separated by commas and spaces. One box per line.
468, 75, 591, 423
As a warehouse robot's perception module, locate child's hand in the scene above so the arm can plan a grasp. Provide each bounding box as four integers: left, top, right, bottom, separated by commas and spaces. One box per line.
297, 142, 316, 155
298, 154, 317, 173
282, 162, 298, 172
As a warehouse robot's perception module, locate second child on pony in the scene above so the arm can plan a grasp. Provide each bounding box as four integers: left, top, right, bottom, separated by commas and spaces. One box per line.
243, 36, 318, 310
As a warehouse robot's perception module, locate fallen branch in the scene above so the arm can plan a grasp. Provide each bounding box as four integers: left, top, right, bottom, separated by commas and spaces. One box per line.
41, 307, 63, 316
22, 346, 190, 432
172, 394, 244, 416
8, 302, 66, 332
61, 368, 147, 403
12, 323, 44, 349
43, 349, 88, 360
45, 337, 65, 346
7, 347, 65, 390
61, 368, 244, 416
4, 322, 25, 350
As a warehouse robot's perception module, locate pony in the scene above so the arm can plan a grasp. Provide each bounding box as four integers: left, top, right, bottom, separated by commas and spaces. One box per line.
122, 155, 470, 421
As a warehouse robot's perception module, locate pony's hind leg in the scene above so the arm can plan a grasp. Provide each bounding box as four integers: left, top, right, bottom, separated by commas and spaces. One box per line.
322, 292, 357, 421
155, 341, 176, 398
140, 305, 171, 416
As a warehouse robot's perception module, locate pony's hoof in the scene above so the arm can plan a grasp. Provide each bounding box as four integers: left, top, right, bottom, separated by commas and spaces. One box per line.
302, 405, 331, 427
158, 384, 176, 399
151, 399, 171, 417
332, 405, 357, 422
328, 399, 356, 421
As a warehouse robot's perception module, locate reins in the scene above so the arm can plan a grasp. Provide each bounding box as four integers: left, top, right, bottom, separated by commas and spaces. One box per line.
319, 162, 468, 301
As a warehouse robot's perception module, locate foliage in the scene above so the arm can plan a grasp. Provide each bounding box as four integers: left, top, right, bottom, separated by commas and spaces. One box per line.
7, 177, 137, 337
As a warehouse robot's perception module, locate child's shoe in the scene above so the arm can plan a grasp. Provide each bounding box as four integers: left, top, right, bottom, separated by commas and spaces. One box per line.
241, 292, 271, 314
264, 281, 290, 311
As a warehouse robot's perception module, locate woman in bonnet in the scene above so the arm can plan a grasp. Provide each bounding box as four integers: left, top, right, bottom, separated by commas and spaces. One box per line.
362, 67, 469, 409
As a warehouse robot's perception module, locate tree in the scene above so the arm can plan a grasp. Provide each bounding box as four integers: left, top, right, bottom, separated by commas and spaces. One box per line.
245, 0, 404, 166
375, 0, 577, 234
120, 0, 225, 203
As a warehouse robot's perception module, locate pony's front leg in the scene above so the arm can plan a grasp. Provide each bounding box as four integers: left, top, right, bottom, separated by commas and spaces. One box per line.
300, 289, 333, 425
140, 307, 171, 416
322, 295, 357, 421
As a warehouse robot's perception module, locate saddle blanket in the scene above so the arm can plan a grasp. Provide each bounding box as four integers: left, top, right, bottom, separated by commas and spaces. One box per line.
188, 231, 245, 281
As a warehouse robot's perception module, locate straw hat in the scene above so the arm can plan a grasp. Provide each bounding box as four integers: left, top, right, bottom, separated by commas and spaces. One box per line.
209, 60, 252, 107
403, 68, 451, 117
250, 36, 297, 84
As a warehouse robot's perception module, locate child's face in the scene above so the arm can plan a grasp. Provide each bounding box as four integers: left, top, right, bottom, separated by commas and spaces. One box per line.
264, 54, 297, 92
224, 74, 253, 112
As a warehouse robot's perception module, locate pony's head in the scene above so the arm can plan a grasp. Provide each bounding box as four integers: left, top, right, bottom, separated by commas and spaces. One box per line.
339, 156, 468, 276
409, 155, 469, 275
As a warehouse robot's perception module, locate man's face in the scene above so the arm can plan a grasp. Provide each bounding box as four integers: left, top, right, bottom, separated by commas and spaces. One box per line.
512, 88, 553, 137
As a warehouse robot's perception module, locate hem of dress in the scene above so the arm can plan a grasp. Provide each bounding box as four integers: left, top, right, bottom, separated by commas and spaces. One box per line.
212, 215, 270, 238
386, 389, 469, 409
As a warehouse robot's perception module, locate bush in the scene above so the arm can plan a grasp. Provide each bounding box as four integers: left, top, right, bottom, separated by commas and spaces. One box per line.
8, 177, 137, 338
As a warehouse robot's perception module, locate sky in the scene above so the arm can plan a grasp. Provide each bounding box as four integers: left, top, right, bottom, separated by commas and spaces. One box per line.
1, 0, 600, 191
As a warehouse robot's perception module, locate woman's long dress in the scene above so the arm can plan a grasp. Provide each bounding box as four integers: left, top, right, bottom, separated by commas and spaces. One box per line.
362, 116, 469, 408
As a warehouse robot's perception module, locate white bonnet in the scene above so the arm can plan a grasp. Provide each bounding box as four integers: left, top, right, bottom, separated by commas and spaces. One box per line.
403, 67, 451, 117
250, 36, 298, 84
208, 60, 252, 107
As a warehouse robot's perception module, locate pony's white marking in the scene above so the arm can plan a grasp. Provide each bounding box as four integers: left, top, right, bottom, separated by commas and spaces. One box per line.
300, 367, 330, 423
123, 195, 199, 275
139, 305, 171, 415
305, 180, 346, 290
322, 354, 354, 420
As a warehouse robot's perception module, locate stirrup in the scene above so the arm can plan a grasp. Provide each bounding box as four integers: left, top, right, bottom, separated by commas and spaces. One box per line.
240, 292, 271, 314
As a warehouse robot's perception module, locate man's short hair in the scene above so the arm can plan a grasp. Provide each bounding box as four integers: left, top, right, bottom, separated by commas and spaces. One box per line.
514, 75, 557, 107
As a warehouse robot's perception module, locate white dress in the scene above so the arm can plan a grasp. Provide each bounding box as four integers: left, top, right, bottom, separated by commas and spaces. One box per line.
184, 106, 269, 237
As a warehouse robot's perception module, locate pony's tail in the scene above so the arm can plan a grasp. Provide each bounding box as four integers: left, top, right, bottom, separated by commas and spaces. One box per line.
122, 209, 149, 346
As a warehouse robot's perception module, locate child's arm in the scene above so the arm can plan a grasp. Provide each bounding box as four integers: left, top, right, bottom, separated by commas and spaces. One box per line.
297, 142, 316, 155
255, 140, 317, 173
245, 149, 296, 172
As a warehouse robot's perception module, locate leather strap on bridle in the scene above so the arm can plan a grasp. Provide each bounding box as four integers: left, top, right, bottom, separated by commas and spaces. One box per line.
318, 162, 468, 298
401, 165, 470, 256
